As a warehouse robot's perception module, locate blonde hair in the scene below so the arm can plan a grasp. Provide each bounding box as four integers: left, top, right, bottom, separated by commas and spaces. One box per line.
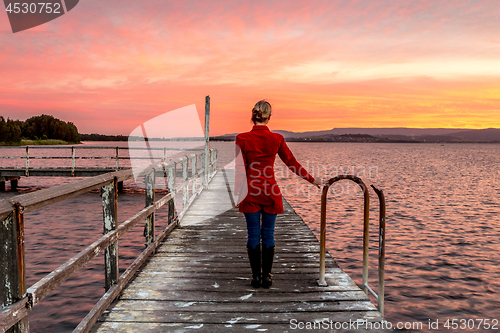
252, 100, 272, 124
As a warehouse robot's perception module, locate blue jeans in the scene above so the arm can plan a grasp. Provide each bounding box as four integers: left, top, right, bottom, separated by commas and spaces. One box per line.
244, 209, 277, 249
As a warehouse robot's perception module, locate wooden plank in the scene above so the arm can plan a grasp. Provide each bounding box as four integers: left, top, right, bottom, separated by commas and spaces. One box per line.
106, 299, 377, 312
91, 322, 390, 333
2, 169, 133, 215
0, 296, 30, 333
155, 246, 321, 254
148, 253, 335, 263
97, 310, 384, 324
73, 220, 179, 333
131, 266, 336, 275
118, 290, 370, 302
125, 277, 359, 293
143, 260, 335, 269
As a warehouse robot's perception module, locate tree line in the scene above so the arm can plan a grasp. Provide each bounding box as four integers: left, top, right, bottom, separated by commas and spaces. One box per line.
0, 115, 80, 143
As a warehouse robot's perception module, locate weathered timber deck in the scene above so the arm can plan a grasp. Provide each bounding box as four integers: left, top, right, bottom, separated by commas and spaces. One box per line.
91, 171, 389, 332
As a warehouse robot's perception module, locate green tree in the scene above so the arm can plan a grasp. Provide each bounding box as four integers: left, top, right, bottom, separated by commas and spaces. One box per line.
0, 116, 6, 142
6, 119, 21, 142
1, 114, 81, 143
22, 114, 81, 143
0, 117, 22, 143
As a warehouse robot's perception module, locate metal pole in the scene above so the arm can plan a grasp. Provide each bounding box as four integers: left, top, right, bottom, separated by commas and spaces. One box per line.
317, 175, 370, 290
362, 183, 370, 294
204, 95, 210, 188
371, 185, 386, 315
318, 184, 329, 286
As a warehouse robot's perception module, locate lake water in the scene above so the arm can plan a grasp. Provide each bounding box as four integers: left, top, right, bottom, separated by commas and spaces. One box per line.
1, 141, 499, 332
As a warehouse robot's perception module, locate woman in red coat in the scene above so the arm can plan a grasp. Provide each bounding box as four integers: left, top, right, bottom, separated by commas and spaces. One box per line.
235, 100, 322, 288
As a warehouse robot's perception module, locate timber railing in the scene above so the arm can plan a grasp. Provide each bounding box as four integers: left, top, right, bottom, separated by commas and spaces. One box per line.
0, 146, 205, 177
0, 148, 217, 333
317, 175, 386, 315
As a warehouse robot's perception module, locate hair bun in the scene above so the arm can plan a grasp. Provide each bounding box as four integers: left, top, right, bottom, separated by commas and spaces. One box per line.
251, 100, 272, 124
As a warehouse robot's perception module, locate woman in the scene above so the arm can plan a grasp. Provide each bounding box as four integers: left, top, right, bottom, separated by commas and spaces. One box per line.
235, 100, 322, 288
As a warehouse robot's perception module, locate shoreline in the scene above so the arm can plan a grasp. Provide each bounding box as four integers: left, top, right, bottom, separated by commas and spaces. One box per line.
0, 139, 80, 146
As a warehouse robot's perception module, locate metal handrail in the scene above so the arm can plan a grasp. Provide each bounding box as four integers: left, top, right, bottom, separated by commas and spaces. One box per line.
317, 175, 386, 315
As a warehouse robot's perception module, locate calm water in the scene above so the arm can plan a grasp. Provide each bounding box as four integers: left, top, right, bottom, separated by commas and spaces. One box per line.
277, 142, 500, 331
1, 142, 499, 332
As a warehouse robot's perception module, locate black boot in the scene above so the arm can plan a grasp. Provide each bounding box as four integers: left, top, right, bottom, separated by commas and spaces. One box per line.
261, 245, 275, 288
247, 245, 261, 288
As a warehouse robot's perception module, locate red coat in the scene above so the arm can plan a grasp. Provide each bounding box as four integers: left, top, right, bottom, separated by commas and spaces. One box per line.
235, 125, 315, 214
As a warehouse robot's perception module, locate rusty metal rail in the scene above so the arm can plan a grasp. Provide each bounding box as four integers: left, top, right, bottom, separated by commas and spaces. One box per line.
0, 148, 217, 333
318, 175, 386, 315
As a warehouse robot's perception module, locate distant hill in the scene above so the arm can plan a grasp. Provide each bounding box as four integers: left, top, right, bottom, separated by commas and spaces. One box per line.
211, 128, 500, 143
273, 127, 483, 138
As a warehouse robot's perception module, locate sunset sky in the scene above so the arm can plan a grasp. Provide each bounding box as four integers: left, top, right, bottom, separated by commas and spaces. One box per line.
0, 0, 499, 136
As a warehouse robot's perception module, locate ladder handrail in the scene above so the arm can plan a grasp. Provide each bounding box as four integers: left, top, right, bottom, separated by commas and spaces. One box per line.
318, 175, 386, 315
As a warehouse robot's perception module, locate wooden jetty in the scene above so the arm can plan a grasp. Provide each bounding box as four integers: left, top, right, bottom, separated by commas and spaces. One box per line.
1, 97, 387, 332
91, 171, 388, 333
0, 146, 203, 189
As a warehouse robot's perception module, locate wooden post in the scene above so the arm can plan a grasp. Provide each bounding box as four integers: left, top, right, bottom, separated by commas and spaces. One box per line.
211, 149, 217, 176
117, 181, 124, 193
71, 147, 76, 177
115, 147, 119, 171
0, 208, 29, 332
167, 165, 176, 224
25, 147, 29, 177
212, 149, 217, 174
191, 155, 196, 195
10, 179, 18, 191
182, 158, 188, 208
102, 178, 118, 291
144, 171, 155, 246
204, 95, 210, 188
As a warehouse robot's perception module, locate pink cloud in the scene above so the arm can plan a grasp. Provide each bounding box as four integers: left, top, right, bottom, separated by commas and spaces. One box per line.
0, 0, 499, 135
